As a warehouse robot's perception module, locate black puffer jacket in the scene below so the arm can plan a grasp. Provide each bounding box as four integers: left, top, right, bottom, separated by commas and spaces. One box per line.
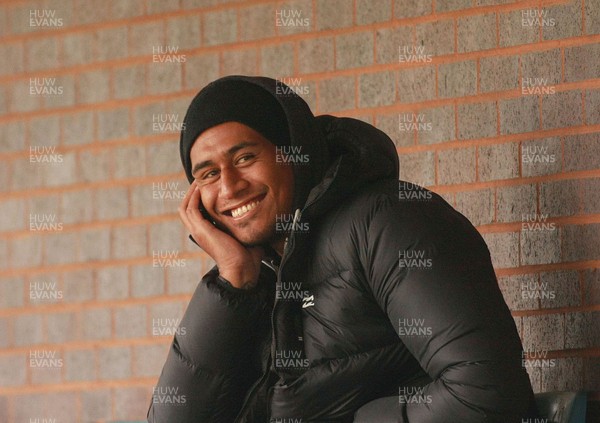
147, 76, 537, 422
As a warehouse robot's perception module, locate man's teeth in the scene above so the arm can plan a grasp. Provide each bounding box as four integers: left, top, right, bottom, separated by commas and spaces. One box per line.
231, 200, 260, 218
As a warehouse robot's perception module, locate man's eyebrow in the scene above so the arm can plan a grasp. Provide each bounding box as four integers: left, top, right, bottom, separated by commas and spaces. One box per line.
191, 141, 259, 177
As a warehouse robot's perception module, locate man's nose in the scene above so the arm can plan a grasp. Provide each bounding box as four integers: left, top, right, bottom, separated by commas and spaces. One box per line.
219, 167, 249, 199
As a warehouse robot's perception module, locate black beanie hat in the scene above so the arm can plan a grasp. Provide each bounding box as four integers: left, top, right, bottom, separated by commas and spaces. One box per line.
180, 78, 290, 183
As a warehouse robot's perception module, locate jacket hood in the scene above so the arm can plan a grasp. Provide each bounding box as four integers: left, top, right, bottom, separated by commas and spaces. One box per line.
180, 75, 399, 216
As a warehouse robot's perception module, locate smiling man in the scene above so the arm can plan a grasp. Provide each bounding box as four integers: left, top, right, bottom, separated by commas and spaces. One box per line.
147, 76, 538, 423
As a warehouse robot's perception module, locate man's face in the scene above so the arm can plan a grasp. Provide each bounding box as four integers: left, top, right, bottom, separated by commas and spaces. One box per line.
190, 121, 294, 247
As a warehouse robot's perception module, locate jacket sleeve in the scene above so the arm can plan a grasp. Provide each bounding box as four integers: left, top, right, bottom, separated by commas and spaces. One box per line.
359, 192, 535, 423
147, 266, 271, 423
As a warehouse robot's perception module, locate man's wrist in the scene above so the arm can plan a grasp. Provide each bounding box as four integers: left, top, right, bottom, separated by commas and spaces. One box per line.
219, 267, 258, 290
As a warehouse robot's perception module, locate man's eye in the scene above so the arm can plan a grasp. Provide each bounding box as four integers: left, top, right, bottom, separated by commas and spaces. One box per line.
202, 170, 219, 179
237, 154, 255, 164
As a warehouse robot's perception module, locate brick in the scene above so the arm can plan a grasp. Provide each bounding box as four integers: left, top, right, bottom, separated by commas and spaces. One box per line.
260, 44, 294, 79
566, 312, 597, 349
81, 308, 111, 340
11, 234, 43, 268
77, 70, 109, 105
499, 96, 540, 135
585, 89, 600, 125
587, 0, 600, 34
435, 0, 471, 12
498, 273, 539, 311
78, 149, 111, 183
60, 189, 92, 226
147, 62, 183, 95
94, 186, 129, 221
521, 226, 561, 265
522, 313, 563, 350
499, 9, 539, 47
239, 3, 276, 41
275, 0, 313, 35
61, 110, 93, 145
132, 264, 165, 298
543, 90, 583, 130
480, 55, 519, 93
540, 270, 580, 309
359, 71, 395, 108
585, 269, 600, 305
221, 48, 257, 76
458, 13, 496, 53
0, 42, 24, 76
82, 389, 111, 421
97, 107, 129, 141
476, 0, 514, 4
336, 32, 373, 70
481, 231, 519, 268
416, 106, 454, 145
203, 9, 237, 45
30, 115, 60, 147
29, 195, 60, 224
0, 239, 7, 270
134, 344, 168, 377
113, 65, 145, 100
95, 26, 129, 61
9, 80, 39, 113
585, 358, 600, 390
376, 26, 412, 64
114, 144, 146, 179
115, 304, 146, 339
130, 21, 164, 57
62, 31, 95, 67
316, 0, 353, 30
113, 0, 144, 19
396, 66, 436, 103
399, 151, 435, 186
30, 356, 63, 385
540, 179, 581, 218
564, 133, 600, 172
150, 220, 184, 253
521, 137, 561, 177
0, 276, 24, 309
542, 0, 582, 40
14, 314, 43, 346
298, 37, 334, 74
415, 19, 454, 57
97, 266, 129, 300
63, 269, 94, 302
131, 183, 171, 217
114, 386, 152, 420
0, 84, 7, 115
150, 301, 185, 324
375, 114, 413, 147
99, 346, 131, 380
582, 178, 600, 214
438, 61, 476, 98
395, 0, 431, 18
540, 357, 584, 392
318, 76, 355, 112
184, 53, 219, 90
148, 143, 183, 177
0, 354, 26, 387
496, 184, 536, 223
46, 312, 77, 343
458, 102, 496, 140
565, 43, 600, 82
479, 143, 519, 182
356, 0, 391, 24
167, 258, 204, 294
147, 0, 179, 14
45, 232, 78, 265
134, 101, 166, 137
562, 223, 600, 262
63, 349, 95, 382
0, 120, 26, 153
26, 37, 59, 71
42, 75, 76, 110
42, 152, 77, 187
455, 189, 494, 227
112, 225, 147, 259
0, 197, 25, 231
437, 147, 476, 185
521, 49, 562, 86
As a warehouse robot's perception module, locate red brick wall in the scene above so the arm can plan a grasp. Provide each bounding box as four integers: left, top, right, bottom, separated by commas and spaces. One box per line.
0, 0, 598, 421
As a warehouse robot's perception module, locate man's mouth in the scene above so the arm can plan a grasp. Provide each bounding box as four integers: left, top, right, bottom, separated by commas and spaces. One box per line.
223, 194, 267, 219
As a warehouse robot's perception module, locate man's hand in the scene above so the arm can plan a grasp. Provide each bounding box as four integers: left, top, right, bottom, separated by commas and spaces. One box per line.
178, 183, 264, 289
